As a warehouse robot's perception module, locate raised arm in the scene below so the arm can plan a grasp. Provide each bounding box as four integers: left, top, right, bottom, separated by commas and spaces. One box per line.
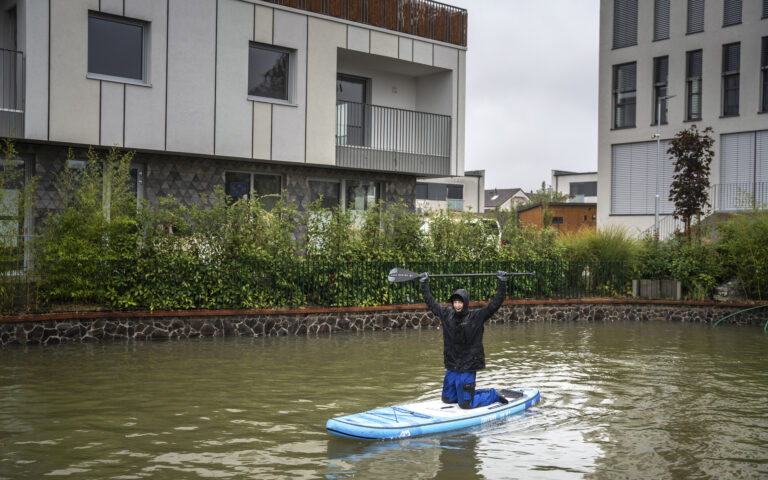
479, 273, 507, 321
420, 274, 450, 318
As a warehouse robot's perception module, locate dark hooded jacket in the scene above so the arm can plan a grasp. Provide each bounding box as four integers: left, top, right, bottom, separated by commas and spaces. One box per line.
421, 279, 506, 373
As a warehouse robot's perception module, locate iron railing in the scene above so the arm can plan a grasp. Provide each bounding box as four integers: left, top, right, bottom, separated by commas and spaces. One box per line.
1, 259, 639, 314
643, 182, 768, 239
0, 48, 24, 139
336, 101, 451, 175
262, 0, 468, 46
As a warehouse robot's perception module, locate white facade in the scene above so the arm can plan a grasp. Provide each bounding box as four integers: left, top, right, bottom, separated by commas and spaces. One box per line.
416, 170, 485, 213
2, 0, 466, 176
598, 0, 768, 237
552, 170, 598, 203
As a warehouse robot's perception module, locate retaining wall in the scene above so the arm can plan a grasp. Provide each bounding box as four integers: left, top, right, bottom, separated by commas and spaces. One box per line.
1, 300, 766, 347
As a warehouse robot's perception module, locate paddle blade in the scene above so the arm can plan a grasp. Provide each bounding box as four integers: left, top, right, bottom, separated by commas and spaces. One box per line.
388, 268, 421, 283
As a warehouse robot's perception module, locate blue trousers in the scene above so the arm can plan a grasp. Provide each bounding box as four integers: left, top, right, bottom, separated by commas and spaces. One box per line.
441, 370, 500, 409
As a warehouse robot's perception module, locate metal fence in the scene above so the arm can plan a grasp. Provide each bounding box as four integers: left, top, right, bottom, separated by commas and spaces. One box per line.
336, 101, 451, 175
0, 48, 24, 139
0, 259, 636, 314
261, 0, 468, 46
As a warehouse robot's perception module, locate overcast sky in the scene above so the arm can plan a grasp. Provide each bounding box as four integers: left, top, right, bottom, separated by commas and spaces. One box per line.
448, 0, 601, 192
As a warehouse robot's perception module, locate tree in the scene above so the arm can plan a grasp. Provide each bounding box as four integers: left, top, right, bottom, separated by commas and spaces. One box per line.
667, 125, 714, 240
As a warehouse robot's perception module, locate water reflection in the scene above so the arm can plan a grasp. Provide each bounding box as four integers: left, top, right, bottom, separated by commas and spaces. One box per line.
0, 323, 766, 479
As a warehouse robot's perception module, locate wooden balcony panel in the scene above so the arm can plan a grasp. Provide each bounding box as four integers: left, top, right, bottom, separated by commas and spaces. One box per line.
260, 0, 467, 46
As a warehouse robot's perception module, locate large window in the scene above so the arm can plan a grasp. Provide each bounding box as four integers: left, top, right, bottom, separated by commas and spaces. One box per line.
308, 179, 379, 211
653, 56, 669, 125
686, 50, 703, 121
611, 141, 674, 215
613, 0, 638, 49
613, 62, 636, 129
248, 43, 293, 103
687, 0, 705, 34
88, 13, 148, 83
570, 181, 597, 197
761, 37, 768, 113
225, 172, 282, 209
722, 0, 742, 26
654, 0, 670, 41
719, 130, 768, 210
308, 180, 341, 209
722, 43, 740, 117
346, 180, 379, 211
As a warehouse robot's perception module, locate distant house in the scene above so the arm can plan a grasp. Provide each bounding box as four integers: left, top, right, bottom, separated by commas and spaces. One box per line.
517, 202, 597, 233
484, 188, 529, 213
551, 170, 597, 203
416, 170, 485, 213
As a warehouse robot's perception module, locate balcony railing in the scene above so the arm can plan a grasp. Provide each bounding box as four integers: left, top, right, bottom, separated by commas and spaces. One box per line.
336, 101, 451, 176
643, 181, 768, 239
0, 48, 24, 139
262, 0, 467, 46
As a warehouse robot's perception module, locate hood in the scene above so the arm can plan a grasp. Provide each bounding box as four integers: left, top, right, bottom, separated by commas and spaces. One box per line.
449, 288, 470, 307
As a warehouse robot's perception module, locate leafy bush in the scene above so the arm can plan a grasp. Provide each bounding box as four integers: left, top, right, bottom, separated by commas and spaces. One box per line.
717, 210, 768, 300
669, 238, 721, 300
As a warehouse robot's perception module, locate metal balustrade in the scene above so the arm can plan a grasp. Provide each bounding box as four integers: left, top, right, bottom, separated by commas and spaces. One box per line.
0, 48, 24, 139
336, 100, 451, 175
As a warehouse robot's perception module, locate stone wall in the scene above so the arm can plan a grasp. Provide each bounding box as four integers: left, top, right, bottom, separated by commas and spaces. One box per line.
2, 301, 766, 347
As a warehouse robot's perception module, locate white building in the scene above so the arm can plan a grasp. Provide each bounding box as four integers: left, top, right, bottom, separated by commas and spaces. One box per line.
598, 0, 768, 237
0, 0, 467, 235
415, 169, 484, 213
551, 170, 598, 203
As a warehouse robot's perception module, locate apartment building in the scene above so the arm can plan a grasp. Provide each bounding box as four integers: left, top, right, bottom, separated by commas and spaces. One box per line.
598, 0, 768, 237
0, 0, 467, 238
415, 169, 484, 213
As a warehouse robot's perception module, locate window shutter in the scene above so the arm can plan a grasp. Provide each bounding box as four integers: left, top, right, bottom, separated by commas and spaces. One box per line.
687, 0, 705, 34
654, 0, 670, 41
722, 43, 740, 73
611, 144, 633, 214
764, 0, 768, 18
723, 0, 742, 26
613, 0, 637, 49
688, 50, 703, 77
654, 57, 668, 84
612, 141, 675, 215
616, 63, 637, 92
757, 130, 768, 189
720, 132, 755, 209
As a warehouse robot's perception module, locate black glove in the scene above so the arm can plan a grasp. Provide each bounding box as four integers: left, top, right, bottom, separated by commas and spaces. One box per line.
419, 272, 429, 284
497, 271, 508, 281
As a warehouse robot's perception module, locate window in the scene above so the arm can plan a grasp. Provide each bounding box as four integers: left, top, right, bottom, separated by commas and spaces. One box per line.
723, 0, 742, 26
551, 217, 564, 224
761, 37, 768, 113
415, 183, 428, 200
686, 50, 703, 121
613, 63, 636, 128
653, 56, 669, 125
346, 180, 379, 211
613, 0, 638, 49
570, 181, 597, 197
654, 0, 670, 41
764, 0, 768, 18
225, 172, 282, 209
687, 0, 705, 34
611, 141, 675, 215
308, 180, 341, 209
248, 43, 293, 103
446, 184, 464, 211
88, 13, 148, 83
722, 43, 740, 117
719, 130, 768, 210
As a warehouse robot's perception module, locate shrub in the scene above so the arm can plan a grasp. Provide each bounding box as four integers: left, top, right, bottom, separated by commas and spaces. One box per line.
669, 237, 721, 300
717, 210, 768, 300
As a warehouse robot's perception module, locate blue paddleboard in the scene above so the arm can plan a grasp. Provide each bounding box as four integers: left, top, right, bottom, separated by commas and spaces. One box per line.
326, 388, 540, 440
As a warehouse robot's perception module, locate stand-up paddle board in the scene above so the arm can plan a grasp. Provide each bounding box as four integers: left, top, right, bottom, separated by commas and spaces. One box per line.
326, 388, 540, 440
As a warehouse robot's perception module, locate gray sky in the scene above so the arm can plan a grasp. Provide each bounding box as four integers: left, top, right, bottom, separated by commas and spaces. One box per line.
449, 0, 600, 192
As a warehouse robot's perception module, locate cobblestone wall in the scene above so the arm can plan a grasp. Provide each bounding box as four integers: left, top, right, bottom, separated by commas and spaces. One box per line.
2, 302, 766, 347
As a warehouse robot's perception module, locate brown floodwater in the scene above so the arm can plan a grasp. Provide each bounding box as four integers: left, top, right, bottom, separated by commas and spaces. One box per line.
0, 321, 766, 479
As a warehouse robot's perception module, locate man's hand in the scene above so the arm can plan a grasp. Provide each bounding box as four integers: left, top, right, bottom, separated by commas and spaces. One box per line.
497, 271, 508, 281
419, 272, 429, 284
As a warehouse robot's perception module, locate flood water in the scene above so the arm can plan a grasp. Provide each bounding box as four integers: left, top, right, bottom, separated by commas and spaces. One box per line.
1, 321, 767, 479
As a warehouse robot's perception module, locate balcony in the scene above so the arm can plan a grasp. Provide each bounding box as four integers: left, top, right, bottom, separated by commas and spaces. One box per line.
0, 48, 24, 139
645, 181, 768, 239
262, 0, 467, 46
336, 101, 451, 176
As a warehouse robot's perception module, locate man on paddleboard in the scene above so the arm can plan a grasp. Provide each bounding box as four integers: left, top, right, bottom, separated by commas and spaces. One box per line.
419, 272, 509, 409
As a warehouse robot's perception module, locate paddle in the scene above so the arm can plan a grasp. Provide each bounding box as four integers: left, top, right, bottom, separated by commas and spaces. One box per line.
387, 268, 536, 283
